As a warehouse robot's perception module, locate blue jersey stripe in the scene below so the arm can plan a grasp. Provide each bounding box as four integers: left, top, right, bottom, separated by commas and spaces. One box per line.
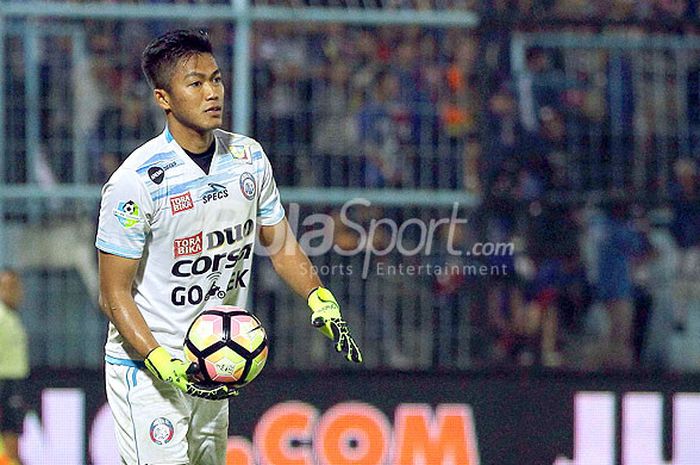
96, 239, 143, 259
105, 355, 145, 368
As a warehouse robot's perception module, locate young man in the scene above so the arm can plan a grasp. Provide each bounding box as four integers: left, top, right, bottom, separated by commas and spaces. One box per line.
96, 30, 361, 465
0, 270, 28, 465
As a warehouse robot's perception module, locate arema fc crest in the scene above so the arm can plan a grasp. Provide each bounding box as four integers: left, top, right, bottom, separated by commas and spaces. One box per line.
239, 172, 256, 201
149, 417, 174, 445
113, 200, 140, 228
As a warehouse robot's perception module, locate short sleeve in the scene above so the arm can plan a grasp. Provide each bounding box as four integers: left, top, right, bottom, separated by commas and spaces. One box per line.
256, 146, 285, 226
95, 169, 152, 259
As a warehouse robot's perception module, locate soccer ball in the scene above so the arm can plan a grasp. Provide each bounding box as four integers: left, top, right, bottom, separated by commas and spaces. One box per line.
184, 305, 268, 387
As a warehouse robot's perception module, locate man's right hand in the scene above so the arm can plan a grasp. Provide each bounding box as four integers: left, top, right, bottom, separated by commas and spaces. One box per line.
144, 347, 239, 400
144, 346, 190, 392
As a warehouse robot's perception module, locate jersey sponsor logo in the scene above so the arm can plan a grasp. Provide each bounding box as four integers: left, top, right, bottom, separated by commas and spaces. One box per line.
173, 232, 203, 258
201, 182, 229, 204
148, 166, 165, 185
149, 417, 174, 445
171, 244, 253, 278
171, 245, 253, 306
205, 220, 255, 250
147, 161, 177, 185
170, 192, 194, 214
113, 200, 140, 228
240, 172, 256, 201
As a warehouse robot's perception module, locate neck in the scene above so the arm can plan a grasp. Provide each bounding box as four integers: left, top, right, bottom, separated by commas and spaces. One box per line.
166, 118, 214, 153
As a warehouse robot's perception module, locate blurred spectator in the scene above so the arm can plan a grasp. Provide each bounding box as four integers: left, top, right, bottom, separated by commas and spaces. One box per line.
256, 24, 312, 185
524, 203, 584, 366
358, 71, 404, 187
483, 83, 525, 189
89, 90, 158, 183
311, 63, 358, 187
669, 157, 700, 331
0, 270, 28, 465
592, 199, 648, 369
517, 47, 569, 134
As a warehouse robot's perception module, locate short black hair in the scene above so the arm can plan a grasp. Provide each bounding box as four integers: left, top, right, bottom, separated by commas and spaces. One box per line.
141, 29, 213, 90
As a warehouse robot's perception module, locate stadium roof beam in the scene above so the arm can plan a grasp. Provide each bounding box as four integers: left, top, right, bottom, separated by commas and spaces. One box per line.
1, 1, 479, 28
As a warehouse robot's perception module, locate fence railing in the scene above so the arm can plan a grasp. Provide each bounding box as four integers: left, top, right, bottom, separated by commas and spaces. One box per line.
3, 2, 700, 371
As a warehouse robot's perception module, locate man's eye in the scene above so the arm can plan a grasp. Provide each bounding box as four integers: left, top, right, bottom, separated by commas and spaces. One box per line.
189, 81, 202, 87
213, 76, 222, 84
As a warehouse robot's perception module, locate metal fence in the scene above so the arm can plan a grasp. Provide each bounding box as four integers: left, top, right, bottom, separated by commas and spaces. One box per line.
3, 2, 700, 372
511, 33, 700, 199
0, 2, 479, 370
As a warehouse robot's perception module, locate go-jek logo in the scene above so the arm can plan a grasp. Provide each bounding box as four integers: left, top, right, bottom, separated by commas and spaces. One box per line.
113, 201, 140, 228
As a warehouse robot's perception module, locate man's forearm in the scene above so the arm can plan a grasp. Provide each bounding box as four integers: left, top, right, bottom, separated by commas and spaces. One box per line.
268, 240, 322, 299
260, 219, 323, 299
99, 292, 160, 358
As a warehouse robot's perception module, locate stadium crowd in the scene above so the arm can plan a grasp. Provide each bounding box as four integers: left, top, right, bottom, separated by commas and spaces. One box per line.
5, 1, 700, 371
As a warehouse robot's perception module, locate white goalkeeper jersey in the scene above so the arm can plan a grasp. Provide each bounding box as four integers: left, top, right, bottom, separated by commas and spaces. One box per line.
96, 128, 285, 361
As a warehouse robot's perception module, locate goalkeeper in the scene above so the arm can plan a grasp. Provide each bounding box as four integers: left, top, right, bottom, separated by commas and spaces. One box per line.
96, 29, 360, 465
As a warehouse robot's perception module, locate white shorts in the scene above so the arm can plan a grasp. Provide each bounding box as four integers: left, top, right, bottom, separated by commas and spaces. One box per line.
105, 361, 229, 465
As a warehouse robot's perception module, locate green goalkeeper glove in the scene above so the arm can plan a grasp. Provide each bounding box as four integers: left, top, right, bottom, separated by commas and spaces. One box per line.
144, 346, 190, 391
308, 287, 363, 363
185, 363, 239, 400
145, 347, 239, 400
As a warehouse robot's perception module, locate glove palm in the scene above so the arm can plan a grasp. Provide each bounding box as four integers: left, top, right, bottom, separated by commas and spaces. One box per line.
145, 347, 239, 400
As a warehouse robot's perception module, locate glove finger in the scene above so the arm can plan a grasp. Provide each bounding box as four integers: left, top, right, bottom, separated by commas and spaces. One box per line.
345, 339, 357, 362
337, 335, 349, 354
330, 320, 342, 342
349, 340, 363, 363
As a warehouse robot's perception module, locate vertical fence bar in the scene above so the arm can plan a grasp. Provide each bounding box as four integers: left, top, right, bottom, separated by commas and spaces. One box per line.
609, 50, 624, 189
72, 29, 88, 184
233, 0, 252, 136
675, 47, 690, 159
0, 15, 6, 267
24, 22, 41, 184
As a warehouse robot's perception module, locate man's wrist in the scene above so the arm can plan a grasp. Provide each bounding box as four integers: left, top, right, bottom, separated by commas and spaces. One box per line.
307, 286, 321, 301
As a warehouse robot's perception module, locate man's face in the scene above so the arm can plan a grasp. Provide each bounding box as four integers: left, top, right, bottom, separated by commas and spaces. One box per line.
159, 53, 224, 133
0, 272, 23, 311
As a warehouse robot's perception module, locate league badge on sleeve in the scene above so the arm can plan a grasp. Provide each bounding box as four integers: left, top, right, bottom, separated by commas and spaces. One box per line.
113, 200, 141, 228
149, 417, 174, 446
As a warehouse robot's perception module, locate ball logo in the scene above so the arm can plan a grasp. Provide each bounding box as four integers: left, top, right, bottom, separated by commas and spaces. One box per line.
170, 192, 194, 215
147, 166, 165, 185
149, 417, 174, 446
215, 359, 236, 376
240, 172, 256, 201
113, 200, 140, 229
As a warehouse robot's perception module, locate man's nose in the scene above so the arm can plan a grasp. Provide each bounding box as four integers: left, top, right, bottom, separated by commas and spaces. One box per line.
205, 82, 220, 99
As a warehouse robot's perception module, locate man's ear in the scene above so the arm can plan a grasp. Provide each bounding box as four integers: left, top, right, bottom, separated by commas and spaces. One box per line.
154, 88, 171, 112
